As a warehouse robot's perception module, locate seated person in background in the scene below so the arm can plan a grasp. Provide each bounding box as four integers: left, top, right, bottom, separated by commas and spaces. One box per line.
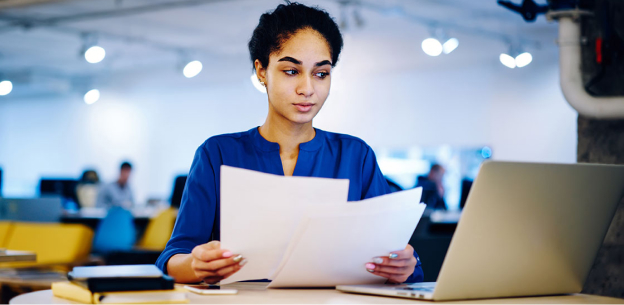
76, 169, 100, 208
96, 162, 134, 209
416, 164, 447, 210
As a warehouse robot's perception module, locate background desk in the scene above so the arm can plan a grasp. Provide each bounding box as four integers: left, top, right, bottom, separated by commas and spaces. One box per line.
60, 207, 158, 228
0, 251, 36, 263
60, 207, 165, 239
0, 271, 66, 304
9, 282, 624, 304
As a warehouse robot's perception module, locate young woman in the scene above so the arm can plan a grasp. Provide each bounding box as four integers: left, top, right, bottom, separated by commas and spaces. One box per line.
156, 2, 424, 285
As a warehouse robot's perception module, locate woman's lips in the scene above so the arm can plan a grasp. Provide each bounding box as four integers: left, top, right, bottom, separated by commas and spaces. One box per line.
294, 103, 314, 112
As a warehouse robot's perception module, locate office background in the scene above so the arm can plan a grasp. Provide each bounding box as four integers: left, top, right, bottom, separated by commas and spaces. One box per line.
0, 0, 576, 206
1, 0, 623, 300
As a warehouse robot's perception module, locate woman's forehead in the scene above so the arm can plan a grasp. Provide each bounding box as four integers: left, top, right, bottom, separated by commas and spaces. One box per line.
271, 29, 331, 65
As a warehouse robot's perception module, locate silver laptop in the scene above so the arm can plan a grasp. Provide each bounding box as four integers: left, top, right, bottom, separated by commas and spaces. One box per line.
337, 161, 624, 301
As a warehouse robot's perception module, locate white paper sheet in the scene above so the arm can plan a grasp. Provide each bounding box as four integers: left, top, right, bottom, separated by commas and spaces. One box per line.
219, 166, 350, 284
267, 186, 423, 279
303, 186, 423, 218
268, 201, 426, 288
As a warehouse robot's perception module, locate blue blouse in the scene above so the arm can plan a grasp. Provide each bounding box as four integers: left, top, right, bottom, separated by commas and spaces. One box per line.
156, 127, 424, 283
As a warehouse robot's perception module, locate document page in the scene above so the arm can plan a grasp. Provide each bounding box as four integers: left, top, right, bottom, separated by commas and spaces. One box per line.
268, 201, 426, 287
219, 166, 350, 284
269, 205, 425, 288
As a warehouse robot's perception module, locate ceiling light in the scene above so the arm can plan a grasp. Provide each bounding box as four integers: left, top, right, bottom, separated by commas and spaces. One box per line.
183, 60, 203, 78
515, 52, 533, 68
85, 46, 106, 64
442, 38, 459, 54
84, 89, 100, 104
422, 38, 442, 56
0, 80, 13, 96
251, 73, 266, 93
499, 53, 516, 69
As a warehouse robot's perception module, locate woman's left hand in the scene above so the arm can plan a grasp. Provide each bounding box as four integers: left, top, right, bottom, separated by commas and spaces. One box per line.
366, 244, 417, 284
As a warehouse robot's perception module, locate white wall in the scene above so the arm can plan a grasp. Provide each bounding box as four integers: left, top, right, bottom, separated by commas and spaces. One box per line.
0, 50, 577, 204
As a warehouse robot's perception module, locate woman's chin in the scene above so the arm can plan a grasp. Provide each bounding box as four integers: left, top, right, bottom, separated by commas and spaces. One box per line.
287, 113, 316, 125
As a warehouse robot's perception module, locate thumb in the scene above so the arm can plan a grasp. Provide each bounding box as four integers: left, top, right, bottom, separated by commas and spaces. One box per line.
204, 240, 221, 250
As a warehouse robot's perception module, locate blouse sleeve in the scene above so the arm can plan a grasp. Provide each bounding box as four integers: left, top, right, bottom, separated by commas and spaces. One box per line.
360, 145, 425, 283
360, 145, 391, 200
155, 141, 219, 274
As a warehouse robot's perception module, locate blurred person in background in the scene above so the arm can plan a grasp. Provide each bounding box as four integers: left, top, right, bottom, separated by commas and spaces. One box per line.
96, 162, 134, 209
76, 169, 100, 208
416, 163, 447, 210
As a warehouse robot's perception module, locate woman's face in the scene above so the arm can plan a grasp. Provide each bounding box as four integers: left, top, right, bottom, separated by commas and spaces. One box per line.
255, 28, 332, 125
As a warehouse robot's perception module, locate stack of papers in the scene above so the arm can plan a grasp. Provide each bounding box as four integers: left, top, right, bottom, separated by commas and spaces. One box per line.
220, 166, 426, 287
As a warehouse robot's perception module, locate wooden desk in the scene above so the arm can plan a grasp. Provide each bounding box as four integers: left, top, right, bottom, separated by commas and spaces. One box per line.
9, 282, 624, 304
0, 251, 36, 263
0, 270, 66, 304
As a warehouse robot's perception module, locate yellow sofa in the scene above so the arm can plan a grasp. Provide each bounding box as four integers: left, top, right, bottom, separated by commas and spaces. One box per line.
0, 221, 93, 268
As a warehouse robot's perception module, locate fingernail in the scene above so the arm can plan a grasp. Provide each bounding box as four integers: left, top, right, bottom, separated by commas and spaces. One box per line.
365, 263, 376, 269
222, 251, 232, 258
232, 254, 243, 262
389, 253, 398, 259
239, 259, 248, 266
373, 257, 384, 264
367, 269, 374, 273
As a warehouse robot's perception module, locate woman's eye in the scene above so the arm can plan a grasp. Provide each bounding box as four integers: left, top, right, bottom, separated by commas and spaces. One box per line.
284, 69, 298, 75
315, 72, 329, 79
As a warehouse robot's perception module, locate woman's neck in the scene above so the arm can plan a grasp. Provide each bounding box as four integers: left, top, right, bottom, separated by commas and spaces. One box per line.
258, 111, 315, 155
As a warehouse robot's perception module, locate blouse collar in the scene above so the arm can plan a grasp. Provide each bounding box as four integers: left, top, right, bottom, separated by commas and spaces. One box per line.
249, 126, 324, 152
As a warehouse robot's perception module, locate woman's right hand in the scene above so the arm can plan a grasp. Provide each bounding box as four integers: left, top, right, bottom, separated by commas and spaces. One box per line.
190, 241, 247, 283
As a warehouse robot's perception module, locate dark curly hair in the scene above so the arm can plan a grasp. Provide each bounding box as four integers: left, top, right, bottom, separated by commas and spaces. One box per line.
248, 1, 343, 71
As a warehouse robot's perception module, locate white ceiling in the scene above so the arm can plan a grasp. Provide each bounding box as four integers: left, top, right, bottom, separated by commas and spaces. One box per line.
0, 0, 557, 97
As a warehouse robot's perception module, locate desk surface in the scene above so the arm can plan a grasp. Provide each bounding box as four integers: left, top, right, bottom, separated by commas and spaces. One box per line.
9, 282, 624, 304
0, 250, 36, 263
0, 270, 66, 289
62, 206, 166, 219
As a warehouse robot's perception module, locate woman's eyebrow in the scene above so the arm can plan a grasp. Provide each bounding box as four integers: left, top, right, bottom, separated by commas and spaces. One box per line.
277, 57, 332, 67
278, 56, 302, 65
315, 60, 332, 67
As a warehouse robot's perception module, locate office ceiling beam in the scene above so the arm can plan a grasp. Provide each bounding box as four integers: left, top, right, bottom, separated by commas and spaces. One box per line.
0, 0, 68, 10
0, 0, 226, 31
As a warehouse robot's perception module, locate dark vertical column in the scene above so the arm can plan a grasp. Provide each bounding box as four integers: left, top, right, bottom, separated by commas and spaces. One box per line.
579, 117, 624, 298
578, 0, 624, 298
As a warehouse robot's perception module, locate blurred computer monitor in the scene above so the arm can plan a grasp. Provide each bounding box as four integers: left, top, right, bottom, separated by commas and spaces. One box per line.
170, 175, 187, 208
460, 179, 473, 209
0, 197, 64, 222
39, 178, 78, 204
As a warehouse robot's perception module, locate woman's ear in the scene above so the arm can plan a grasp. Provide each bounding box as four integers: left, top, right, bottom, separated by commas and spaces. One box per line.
254, 59, 267, 84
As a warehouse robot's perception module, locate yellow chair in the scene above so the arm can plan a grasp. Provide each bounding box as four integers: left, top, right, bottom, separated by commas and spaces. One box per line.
0, 222, 14, 248
0, 222, 93, 268
136, 208, 177, 251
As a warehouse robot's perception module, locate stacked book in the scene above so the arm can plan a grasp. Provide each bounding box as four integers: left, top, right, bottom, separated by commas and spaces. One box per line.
52, 265, 188, 304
